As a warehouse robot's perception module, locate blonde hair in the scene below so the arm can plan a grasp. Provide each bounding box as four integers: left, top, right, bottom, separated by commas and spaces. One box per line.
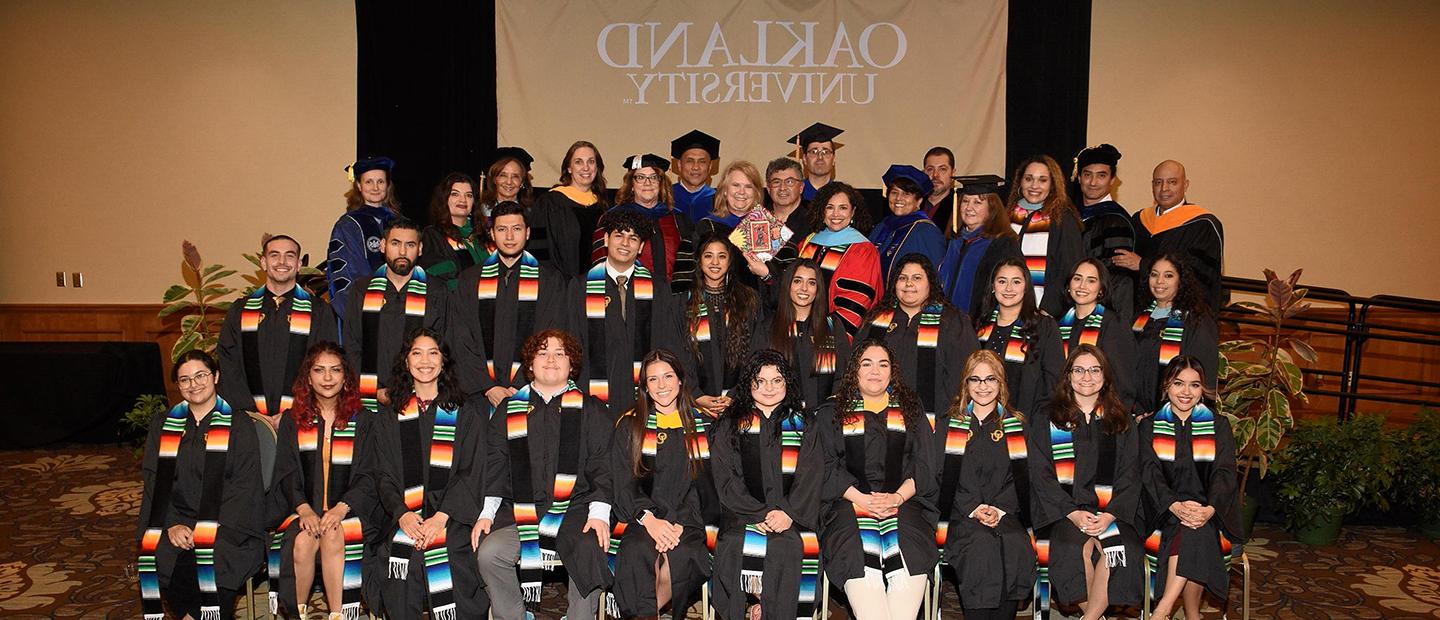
945, 349, 1022, 421
711, 160, 763, 218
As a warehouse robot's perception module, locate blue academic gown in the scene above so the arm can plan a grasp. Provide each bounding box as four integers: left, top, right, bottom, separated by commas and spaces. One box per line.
326, 204, 394, 325
869, 212, 947, 280
673, 182, 716, 224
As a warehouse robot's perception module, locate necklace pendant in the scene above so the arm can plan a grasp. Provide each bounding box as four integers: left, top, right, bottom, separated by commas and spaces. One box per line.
657, 431, 668, 444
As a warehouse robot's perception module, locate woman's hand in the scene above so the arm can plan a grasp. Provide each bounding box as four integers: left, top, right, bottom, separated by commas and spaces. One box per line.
1067, 509, 1094, 533
764, 509, 793, 533
417, 512, 449, 549
298, 506, 322, 537
318, 502, 349, 534
744, 252, 770, 278
470, 518, 493, 551
398, 512, 424, 545
643, 515, 682, 553
166, 524, 194, 550
486, 386, 519, 408
695, 395, 730, 417
973, 504, 1001, 528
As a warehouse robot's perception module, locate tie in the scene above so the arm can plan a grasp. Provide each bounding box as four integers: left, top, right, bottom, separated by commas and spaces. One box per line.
615, 275, 628, 320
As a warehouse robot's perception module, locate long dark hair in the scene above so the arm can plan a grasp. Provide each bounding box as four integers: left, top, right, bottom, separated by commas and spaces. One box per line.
768, 259, 833, 368
1160, 354, 1214, 406
864, 253, 951, 324
1140, 253, 1212, 320
289, 341, 364, 431
1065, 257, 1112, 308
975, 257, 1041, 352
427, 172, 480, 242
690, 232, 758, 373
832, 339, 925, 430
1047, 344, 1129, 435
387, 327, 464, 410
721, 349, 806, 441
809, 181, 872, 234
479, 156, 535, 214
626, 349, 705, 480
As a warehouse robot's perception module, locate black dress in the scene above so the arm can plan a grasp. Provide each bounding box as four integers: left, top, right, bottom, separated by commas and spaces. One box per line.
1132, 310, 1219, 414
979, 314, 1065, 416
942, 409, 1036, 609
857, 304, 978, 423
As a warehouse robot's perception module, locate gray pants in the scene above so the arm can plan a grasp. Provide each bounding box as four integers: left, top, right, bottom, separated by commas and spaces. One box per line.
477, 524, 601, 620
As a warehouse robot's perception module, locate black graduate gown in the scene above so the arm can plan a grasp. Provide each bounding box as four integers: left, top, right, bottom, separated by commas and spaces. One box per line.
982, 314, 1065, 417
418, 225, 485, 291
1014, 208, 1086, 318
1080, 202, 1138, 320
1139, 412, 1242, 604
575, 271, 685, 416
710, 408, 824, 620
530, 189, 604, 278
684, 289, 762, 400
751, 313, 853, 409
449, 258, 576, 397
1131, 209, 1226, 313
217, 289, 339, 416
1027, 411, 1143, 607
857, 304, 978, 423
1132, 311, 1219, 413
481, 389, 614, 595
269, 412, 382, 615
368, 398, 486, 618
942, 409, 1036, 609
607, 412, 715, 617
341, 273, 447, 394
814, 402, 939, 584
1060, 306, 1140, 412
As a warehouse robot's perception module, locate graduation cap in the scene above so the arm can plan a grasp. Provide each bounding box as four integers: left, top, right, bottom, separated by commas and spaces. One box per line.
1072, 143, 1121, 180
345, 156, 395, 181
882, 164, 932, 198
624, 153, 670, 172
955, 174, 1007, 197
670, 130, 720, 159
787, 122, 844, 155
490, 146, 535, 171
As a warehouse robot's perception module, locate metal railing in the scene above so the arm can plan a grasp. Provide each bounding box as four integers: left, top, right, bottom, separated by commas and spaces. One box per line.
1218, 276, 1440, 418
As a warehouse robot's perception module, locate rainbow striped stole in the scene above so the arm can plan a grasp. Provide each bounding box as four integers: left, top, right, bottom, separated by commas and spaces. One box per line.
691, 300, 713, 343
1012, 205, 1052, 292
386, 397, 459, 620
1057, 304, 1105, 356
934, 410, 976, 553
799, 239, 849, 274
506, 382, 585, 602
789, 320, 838, 375
1145, 524, 1231, 596
1152, 403, 1216, 464
267, 419, 360, 615
977, 309, 1028, 363
1132, 301, 1186, 367
584, 263, 654, 403
738, 410, 818, 620
239, 287, 313, 415
844, 399, 908, 583
358, 266, 428, 412
192, 401, 234, 620
477, 252, 540, 384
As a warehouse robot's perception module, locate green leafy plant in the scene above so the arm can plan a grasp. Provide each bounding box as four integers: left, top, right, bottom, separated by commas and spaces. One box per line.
1391, 409, 1440, 527
1217, 268, 1315, 496
1271, 415, 1395, 530
122, 393, 168, 457
159, 241, 236, 361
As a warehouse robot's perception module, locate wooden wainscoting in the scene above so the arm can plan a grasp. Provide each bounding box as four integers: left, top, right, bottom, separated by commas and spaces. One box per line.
0, 304, 183, 402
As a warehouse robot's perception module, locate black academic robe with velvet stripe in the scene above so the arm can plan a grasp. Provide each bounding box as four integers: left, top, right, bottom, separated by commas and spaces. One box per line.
531, 189, 604, 278
856, 304, 978, 421
340, 274, 447, 392
1131, 208, 1225, 313
217, 289, 338, 415
449, 259, 576, 397
1079, 202, 1138, 320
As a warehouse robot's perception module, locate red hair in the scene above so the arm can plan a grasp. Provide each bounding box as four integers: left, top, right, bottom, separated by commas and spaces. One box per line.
289, 342, 364, 431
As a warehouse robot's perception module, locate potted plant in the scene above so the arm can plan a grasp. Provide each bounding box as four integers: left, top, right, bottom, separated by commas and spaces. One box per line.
160, 240, 237, 361
1217, 268, 1315, 537
1271, 415, 1395, 545
1391, 409, 1440, 539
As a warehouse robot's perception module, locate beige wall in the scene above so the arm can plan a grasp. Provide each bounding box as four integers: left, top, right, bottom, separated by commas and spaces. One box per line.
1090, 1, 1440, 299
0, 0, 356, 304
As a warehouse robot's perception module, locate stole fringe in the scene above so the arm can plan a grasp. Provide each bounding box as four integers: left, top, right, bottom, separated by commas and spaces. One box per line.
389, 557, 409, 580
742, 572, 764, 595
432, 603, 457, 620
200, 608, 221, 620
1105, 547, 1127, 568
522, 583, 543, 603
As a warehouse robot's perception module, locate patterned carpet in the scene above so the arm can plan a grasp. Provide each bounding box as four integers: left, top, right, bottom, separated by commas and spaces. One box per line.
1, 445, 1437, 619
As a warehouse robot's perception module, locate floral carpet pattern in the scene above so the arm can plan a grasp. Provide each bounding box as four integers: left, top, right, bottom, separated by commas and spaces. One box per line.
1, 445, 1436, 619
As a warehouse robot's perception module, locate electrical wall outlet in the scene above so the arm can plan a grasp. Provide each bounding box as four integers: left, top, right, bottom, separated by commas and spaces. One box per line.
55, 271, 66, 287
71, 272, 84, 288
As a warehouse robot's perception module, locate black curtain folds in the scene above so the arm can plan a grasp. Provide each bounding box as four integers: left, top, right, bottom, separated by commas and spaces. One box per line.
354, 1, 1091, 213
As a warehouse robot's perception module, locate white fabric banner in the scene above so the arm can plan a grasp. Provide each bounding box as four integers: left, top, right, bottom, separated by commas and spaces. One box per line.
496, 0, 1006, 186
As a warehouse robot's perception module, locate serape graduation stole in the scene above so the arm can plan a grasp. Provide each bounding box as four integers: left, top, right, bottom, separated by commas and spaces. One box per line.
789, 320, 838, 376
137, 398, 234, 620
934, 410, 972, 554
1032, 415, 1124, 619
584, 263, 653, 403
477, 251, 540, 384
386, 397, 459, 620
1132, 301, 1186, 368
1057, 304, 1105, 357
1144, 402, 1224, 598
977, 309, 1028, 363
738, 411, 819, 620
843, 397, 909, 584
239, 287, 312, 415
1011, 205, 1052, 290
359, 266, 428, 412
267, 421, 364, 618
691, 300, 713, 344
506, 382, 585, 603
870, 304, 944, 418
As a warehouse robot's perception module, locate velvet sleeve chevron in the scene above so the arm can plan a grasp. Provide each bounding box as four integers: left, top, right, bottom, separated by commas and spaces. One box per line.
829, 242, 884, 335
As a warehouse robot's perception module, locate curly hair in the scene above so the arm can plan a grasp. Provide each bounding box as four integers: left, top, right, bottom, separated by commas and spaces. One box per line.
720, 349, 807, 441
1046, 344, 1130, 435
520, 329, 584, 382
975, 257, 1041, 353
1006, 154, 1077, 223
289, 341, 364, 431
624, 348, 705, 480
689, 233, 758, 373
386, 327, 464, 410
809, 181, 872, 234
864, 253, 952, 325
943, 349, 1020, 421
1140, 253, 1212, 320
597, 207, 657, 242
832, 339, 925, 430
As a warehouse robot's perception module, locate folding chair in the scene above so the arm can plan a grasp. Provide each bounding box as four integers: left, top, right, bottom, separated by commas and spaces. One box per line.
1141, 549, 1250, 620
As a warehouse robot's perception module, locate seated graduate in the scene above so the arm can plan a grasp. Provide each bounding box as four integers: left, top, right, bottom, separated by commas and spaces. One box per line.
709, 349, 824, 620
1027, 345, 1143, 620
751, 259, 853, 409
870, 164, 946, 280
1131, 253, 1219, 414
975, 258, 1065, 417
418, 172, 486, 290
1060, 258, 1139, 411
472, 329, 613, 620
1140, 356, 1240, 620
795, 181, 884, 336
607, 348, 720, 619
268, 342, 380, 620
684, 232, 761, 419
368, 328, 486, 619
814, 340, 937, 620
938, 175, 1022, 318
137, 350, 264, 620
940, 350, 1036, 620
858, 253, 979, 428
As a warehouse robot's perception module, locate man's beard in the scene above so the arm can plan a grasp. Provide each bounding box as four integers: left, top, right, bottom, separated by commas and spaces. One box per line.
388, 257, 413, 276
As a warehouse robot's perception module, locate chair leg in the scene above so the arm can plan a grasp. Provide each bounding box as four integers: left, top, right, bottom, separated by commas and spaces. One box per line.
819, 573, 829, 620
1242, 551, 1250, 620
245, 577, 257, 620
1142, 558, 1151, 620
702, 580, 713, 620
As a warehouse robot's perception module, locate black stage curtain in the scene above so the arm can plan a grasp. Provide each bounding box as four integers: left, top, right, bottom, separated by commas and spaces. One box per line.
355, 1, 1091, 211
0, 342, 166, 449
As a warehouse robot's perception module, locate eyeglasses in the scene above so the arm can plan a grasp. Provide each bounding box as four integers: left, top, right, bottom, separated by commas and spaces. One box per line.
806, 148, 834, 157
768, 178, 803, 188
1070, 366, 1104, 378
177, 371, 213, 388
965, 375, 999, 386
633, 174, 660, 185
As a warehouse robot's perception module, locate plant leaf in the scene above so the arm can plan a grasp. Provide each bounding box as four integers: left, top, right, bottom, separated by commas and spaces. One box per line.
1233, 417, 1257, 453
1220, 339, 1260, 353
180, 314, 201, 332
170, 332, 201, 362
180, 260, 202, 290
244, 253, 262, 268
203, 269, 238, 284
162, 285, 191, 303
1231, 301, 1270, 315
158, 299, 195, 318
1258, 414, 1286, 453
1268, 387, 1294, 429
1279, 360, 1304, 395
1289, 338, 1319, 364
